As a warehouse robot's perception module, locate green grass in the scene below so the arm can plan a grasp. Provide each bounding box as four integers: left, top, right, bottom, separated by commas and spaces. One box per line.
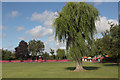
2, 62, 118, 78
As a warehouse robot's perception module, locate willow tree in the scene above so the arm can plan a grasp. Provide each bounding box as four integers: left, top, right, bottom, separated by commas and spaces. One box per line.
53, 2, 99, 71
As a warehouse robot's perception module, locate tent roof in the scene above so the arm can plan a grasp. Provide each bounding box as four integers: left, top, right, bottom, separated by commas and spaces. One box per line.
83, 56, 87, 58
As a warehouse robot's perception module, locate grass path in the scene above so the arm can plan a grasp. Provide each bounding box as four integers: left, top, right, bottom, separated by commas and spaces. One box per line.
2, 62, 118, 78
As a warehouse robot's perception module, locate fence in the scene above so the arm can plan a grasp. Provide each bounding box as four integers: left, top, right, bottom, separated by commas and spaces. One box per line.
0, 59, 71, 63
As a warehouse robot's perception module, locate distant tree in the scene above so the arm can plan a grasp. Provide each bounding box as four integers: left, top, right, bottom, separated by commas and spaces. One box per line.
9, 52, 15, 60
101, 30, 112, 55
50, 48, 54, 56
4, 51, 12, 60
95, 24, 120, 58
50, 48, 55, 59
54, 2, 99, 71
42, 52, 50, 60
110, 24, 120, 57
15, 40, 29, 60
0, 49, 2, 60
1, 49, 6, 60
56, 49, 65, 59
28, 40, 45, 56
95, 31, 113, 57
93, 39, 102, 56
89, 40, 98, 56
1, 49, 15, 60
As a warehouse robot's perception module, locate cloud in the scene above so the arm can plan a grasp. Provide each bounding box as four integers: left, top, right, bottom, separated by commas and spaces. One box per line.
8, 11, 19, 18
60, 46, 66, 49
16, 27, 24, 31
44, 35, 66, 54
53, 41, 66, 54
48, 39, 66, 53
29, 10, 61, 53
48, 35, 55, 42
17, 36, 27, 40
28, 10, 59, 51
44, 42, 51, 53
30, 10, 58, 27
27, 25, 53, 39
95, 16, 118, 33
11, 11, 19, 17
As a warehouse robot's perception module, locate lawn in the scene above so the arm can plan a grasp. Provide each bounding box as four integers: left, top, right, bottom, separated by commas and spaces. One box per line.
2, 62, 118, 78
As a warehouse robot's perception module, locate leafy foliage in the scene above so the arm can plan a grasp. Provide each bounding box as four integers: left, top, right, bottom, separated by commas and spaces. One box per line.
50, 48, 54, 55
42, 52, 50, 60
56, 49, 66, 59
95, 24, 120, 58
54, 2, 99, 71
28, 40, 45, 56
15, 40, 29, 60
54, 2, 99, 60
50, 48, 55, 59
110, 25, 120, 57
1, 49, 15, 60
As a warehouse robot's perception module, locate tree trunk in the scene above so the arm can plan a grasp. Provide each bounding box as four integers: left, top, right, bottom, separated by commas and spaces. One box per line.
74, 59, 85, 71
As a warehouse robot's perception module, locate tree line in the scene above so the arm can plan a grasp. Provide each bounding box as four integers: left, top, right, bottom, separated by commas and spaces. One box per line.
94, 24, 120, 62
0, 24, 119, 62
1, 40, 66, 60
